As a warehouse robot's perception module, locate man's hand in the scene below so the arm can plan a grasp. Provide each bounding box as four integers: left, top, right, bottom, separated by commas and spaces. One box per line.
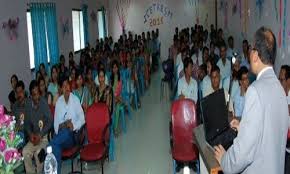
214, 145, 226, 164
179, 94, 185, 99
66, 120, 74, 131
230, 118, 240, 132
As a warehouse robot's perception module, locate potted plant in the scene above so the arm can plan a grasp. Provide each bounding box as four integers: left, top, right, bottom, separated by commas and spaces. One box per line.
0, 105, 23, 174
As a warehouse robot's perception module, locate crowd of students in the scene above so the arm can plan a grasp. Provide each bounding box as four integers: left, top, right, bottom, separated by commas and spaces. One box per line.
169, 24, 290, 173
7, 29, 160, 173
169, 24, 254, 118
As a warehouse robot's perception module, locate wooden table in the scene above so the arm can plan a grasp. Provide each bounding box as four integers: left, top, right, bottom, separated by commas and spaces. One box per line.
194, 124, 222, 174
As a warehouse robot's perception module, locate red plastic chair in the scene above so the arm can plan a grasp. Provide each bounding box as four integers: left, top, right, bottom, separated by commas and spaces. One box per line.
80, 103, 110, 174
61, 124, 86, 174
170, 99, 199, 174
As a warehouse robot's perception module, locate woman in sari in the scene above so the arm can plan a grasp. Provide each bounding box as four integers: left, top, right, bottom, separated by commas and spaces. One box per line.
73, 71, 91, 112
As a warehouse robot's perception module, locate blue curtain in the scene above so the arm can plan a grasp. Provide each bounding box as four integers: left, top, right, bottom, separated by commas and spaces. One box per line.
30, 3, 48, 71
101, 7, 107, 37
44, 3, 60, 66
30, 3, 59, 70
82, 4, 89, 46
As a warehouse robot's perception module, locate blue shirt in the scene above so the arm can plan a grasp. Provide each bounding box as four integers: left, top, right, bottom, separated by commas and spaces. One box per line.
234, 88, 246, 117
54, 93, 85, 134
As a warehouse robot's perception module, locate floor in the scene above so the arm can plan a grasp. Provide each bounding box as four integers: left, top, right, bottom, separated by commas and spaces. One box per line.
62, 71, 196, 174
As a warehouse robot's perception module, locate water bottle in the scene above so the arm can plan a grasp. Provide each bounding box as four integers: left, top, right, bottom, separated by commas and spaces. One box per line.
44, 146, 58, 174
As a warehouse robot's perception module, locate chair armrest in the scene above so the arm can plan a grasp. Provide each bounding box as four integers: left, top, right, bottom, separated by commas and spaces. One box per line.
169, 121, 173, 150
102, 123, 110, 147
47, 127, 55, 142
77, 124, 87, 147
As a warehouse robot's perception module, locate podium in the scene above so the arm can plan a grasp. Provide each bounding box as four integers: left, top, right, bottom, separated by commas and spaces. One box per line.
194, 124, 222, 174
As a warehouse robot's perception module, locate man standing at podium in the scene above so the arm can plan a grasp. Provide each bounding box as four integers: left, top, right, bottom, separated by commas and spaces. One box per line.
214, 27, 288, 174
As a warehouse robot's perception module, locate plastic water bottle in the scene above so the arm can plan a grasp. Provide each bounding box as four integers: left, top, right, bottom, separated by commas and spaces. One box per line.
44, 146, 58, 174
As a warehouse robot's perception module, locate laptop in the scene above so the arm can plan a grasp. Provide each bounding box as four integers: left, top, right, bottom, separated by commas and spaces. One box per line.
201, 89, 237, 150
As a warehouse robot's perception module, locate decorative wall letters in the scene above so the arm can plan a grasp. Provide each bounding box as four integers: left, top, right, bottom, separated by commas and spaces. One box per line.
143, 3, 173, 27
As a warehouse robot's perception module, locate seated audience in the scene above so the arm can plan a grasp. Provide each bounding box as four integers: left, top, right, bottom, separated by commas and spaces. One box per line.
38, 76, 48, 100
85, 67, 97, 105
209, 41, 219, 64
177, 57, 198, 103
8, 74, 18, 108
69, 67, 77, 90
202, 59, 221, 98
222, 57, 240, 98
217, 44, 231, 81
48, 65, 59, 101
95, 69, 113, 113
73, 71, 91, 112
226, 36, 237, 59
202, 46, 210, 64
59, 55, 69, 81
50, 77, 85, 174
12, 81, 28, 148
95, 62, 109, 86
204, 65, 234, 112
279, 65, 289, 95
233, 66, 249, 118
68, 51, 76, 71
240, 40, 250, 69
23, 80, 52, 173
111, 60, 123, 132
39, 63, 49, 87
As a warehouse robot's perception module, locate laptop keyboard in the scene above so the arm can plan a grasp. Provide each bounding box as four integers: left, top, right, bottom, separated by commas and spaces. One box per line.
209, 128, 237, 150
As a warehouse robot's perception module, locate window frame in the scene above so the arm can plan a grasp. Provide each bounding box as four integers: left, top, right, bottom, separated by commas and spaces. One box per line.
72, 9, 85, 53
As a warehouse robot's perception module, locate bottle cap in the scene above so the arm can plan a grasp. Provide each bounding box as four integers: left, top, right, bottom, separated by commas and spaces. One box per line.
47, 146, 52, 153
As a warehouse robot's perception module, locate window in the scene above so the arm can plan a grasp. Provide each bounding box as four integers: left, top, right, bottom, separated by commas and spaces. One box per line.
27, 11, 50, 69
72, 10, 85, 52
98, 9, 107, 39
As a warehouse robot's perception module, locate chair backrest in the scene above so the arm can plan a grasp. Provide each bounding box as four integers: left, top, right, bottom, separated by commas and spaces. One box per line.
85, 103, 110, 144
171, 99, 198, 158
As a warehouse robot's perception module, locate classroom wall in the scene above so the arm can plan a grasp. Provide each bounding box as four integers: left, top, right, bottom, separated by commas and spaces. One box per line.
107, 0, 215, 60
0, 0, 107, 109
217, 0, 290, 72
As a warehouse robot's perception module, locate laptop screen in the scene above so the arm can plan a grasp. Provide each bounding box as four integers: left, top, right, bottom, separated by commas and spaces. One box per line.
201, 89, 229, 142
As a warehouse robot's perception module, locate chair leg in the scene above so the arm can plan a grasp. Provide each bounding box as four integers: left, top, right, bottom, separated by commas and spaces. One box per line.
101, 159, 104, 174
160, 81, 163, 102
71, 159, 74, 172
197, 160, 200, 174
134, 92, 138, 110
126, 102, 132, 120
121, 107, 126, 133
173, 159, 176, 174
80, 161, 83, 174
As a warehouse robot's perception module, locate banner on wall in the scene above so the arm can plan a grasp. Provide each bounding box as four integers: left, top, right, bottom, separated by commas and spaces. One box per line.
143, 2, 173, 28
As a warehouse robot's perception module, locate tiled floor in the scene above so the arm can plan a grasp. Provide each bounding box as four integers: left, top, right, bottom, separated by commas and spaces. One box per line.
62, 72, 196, 174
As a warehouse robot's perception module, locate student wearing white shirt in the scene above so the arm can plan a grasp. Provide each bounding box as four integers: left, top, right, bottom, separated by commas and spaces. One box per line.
176, 48, 189, 78
202, 59, 214, 98
49, 77, 85, 174
240, 40, 250, 69
177, 57, 198, 103
226, 36, 238, 60
223, 58, 241, 98
204, 65, 234, 112
233, 66, 249, 118
217, 44, 231, 82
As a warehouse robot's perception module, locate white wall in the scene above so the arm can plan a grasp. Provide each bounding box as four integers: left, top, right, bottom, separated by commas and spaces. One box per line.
217, 0, 290, 72
108, 0, 215, 60
0, 0, 107, 108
